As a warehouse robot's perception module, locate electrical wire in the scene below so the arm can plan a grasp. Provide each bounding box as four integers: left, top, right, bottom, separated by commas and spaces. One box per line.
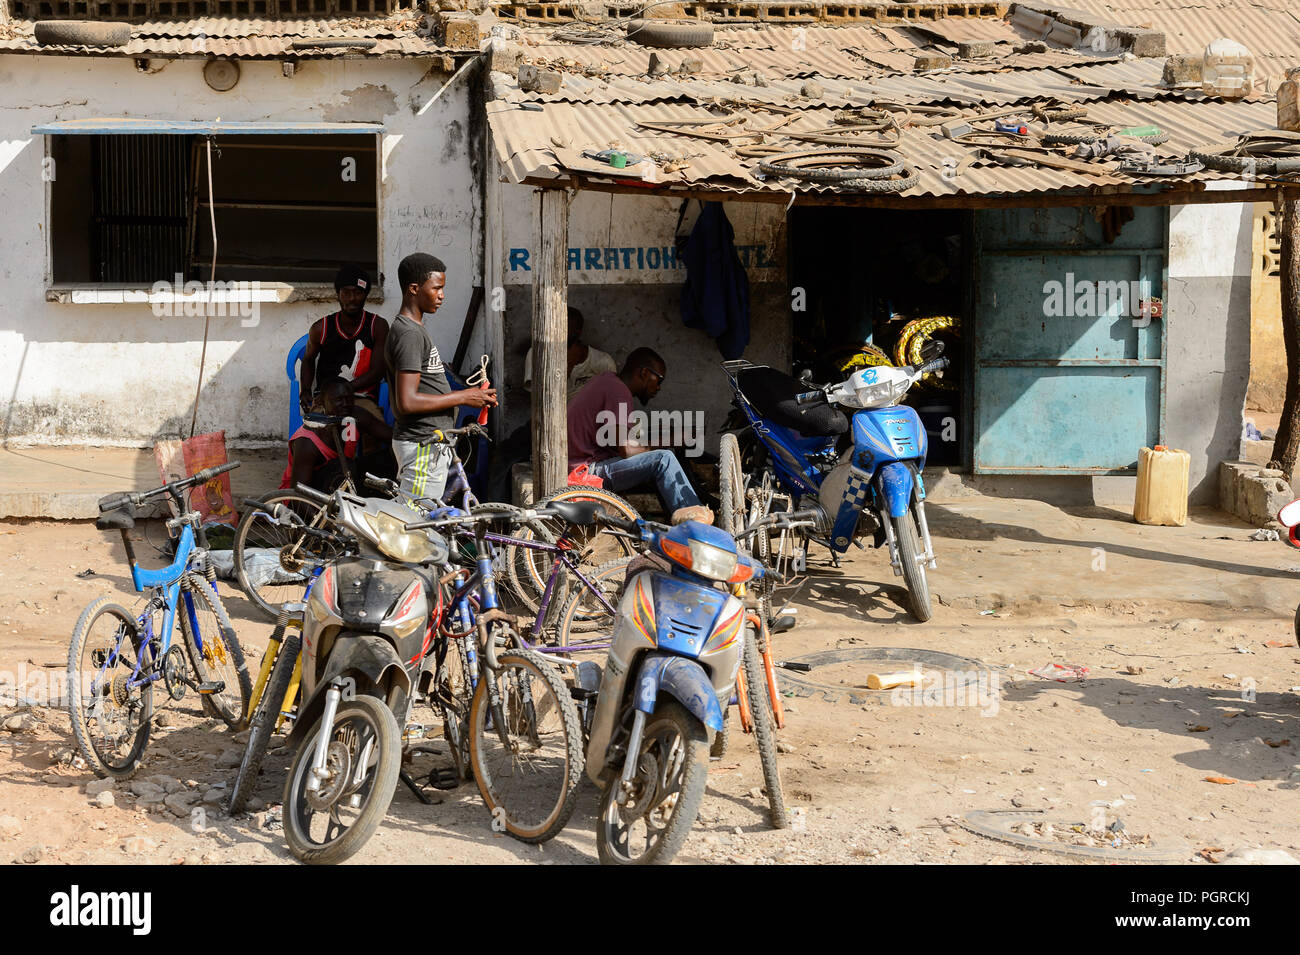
189, 136, 217, 439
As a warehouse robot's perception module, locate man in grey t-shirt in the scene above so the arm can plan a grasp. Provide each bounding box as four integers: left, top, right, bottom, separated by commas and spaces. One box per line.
385, 253, 497, 503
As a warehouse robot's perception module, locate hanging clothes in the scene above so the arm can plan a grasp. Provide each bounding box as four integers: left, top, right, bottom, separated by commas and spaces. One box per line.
680, 201, 751, 360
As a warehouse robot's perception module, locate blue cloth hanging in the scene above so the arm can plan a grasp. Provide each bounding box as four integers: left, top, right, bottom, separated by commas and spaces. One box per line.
680, 202, 751, 360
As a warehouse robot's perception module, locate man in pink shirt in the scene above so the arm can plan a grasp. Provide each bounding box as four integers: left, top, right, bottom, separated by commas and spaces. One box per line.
567, 347, 712, 525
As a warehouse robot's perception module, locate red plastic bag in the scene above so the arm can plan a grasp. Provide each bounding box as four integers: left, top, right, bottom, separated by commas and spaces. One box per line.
154, 431, 238, 526
566, 464, 604, 488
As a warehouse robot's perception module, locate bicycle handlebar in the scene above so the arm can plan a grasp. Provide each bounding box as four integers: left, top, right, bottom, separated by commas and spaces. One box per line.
99, 461, 240, 512
431, 423, 491, 444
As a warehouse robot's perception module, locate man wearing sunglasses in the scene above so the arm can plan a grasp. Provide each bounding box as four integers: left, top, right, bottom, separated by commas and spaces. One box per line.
567, 346, 712, 525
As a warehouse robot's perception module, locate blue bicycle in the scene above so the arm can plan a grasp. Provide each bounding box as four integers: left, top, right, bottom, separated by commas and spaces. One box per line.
67, 462, 253, 779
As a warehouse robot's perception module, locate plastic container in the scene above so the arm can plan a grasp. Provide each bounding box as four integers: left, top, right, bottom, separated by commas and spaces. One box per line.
1134, 445, 1190, 526
1201, 38, 1255, 100
1278, 66, 1300, 131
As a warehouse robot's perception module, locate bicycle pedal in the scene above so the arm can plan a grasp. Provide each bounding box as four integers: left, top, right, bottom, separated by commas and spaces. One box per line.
425, 766, 461, 791
196, 681, 225, 694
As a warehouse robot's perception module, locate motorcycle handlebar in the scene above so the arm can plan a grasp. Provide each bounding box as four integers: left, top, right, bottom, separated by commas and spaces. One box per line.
293, 483, 333, 505
915, 356, 950, 377
795, 390, 826, 408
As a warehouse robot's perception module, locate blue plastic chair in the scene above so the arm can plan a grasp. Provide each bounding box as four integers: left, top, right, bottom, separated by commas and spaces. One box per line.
286, 332, 395, 438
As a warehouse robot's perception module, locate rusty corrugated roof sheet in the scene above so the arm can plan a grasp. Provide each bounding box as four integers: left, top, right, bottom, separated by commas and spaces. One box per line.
0, 15, 462, 58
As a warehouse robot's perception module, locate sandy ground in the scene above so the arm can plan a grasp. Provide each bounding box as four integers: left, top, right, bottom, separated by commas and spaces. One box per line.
3, 504, 1300, 866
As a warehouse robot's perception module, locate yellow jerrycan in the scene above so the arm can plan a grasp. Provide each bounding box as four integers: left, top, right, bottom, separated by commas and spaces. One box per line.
1133, 445, 1190, 526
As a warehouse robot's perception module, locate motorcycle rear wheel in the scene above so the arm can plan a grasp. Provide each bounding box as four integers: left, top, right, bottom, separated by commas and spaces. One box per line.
282, 694, 400, 865
892, 510, 933, 622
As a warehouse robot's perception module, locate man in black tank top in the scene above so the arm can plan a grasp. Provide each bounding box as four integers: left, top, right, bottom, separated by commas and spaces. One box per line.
300, 264, 390, 420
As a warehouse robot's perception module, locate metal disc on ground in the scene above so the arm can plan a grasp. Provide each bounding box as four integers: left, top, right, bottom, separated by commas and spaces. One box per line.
775, 646, 997, 705
959, 810, 1188, 862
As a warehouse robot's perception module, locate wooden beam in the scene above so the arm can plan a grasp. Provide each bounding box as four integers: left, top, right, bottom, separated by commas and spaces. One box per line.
1269, 195, 1300, 480
530, 186, 570, 497
519, 175, 1280, 211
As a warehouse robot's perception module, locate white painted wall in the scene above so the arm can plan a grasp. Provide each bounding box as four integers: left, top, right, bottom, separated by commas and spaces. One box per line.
0, 53, 483, 447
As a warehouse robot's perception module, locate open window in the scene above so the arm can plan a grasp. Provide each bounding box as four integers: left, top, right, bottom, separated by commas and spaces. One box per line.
38, 119, 382, 300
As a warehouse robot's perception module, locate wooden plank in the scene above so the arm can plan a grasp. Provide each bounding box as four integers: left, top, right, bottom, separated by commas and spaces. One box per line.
530, 187, 570, 496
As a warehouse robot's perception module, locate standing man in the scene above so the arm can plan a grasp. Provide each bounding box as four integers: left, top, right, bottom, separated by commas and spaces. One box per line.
385, 253, 497, 502
300, 265, 389, 438
567, 346, 712, 525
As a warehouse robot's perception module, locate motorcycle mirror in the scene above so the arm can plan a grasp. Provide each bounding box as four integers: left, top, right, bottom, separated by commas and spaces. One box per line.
920, 340, 945, 361
798, 368, 813, 382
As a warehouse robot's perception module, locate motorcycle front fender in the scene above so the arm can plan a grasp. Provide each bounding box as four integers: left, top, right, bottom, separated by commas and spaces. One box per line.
635, 654, 725, 733
285, 633, 410, 747
876, 461, 915, 519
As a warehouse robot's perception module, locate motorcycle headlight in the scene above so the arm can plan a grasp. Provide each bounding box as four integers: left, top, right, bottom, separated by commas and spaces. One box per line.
363, 511, 439, 564
660, 537, 738, 582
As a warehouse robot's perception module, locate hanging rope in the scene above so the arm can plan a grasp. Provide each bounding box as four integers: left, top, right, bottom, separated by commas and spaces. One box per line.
189, 136, 217, 439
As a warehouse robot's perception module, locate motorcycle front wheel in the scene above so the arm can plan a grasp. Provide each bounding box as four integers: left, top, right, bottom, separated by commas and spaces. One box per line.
892, 509, 933, 623
282, 694, 400, 865
596, 700, 710, 865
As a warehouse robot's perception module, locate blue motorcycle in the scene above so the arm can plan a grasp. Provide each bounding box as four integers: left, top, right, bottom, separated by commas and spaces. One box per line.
720, 345, 949, 621
584, 516, 765, 864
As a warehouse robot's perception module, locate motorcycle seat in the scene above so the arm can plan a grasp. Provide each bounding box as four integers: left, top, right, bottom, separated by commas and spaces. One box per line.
737, 367, 847, 437
540, 500, 602, 527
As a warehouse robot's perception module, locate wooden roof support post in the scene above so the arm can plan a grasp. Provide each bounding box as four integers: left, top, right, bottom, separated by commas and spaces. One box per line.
530, 186, 570, 497
1270, 191, 1300, 481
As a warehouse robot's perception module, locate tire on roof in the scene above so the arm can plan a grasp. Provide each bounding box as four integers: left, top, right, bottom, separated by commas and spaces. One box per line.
626, 19, 714, 48
34, 20, 132, 47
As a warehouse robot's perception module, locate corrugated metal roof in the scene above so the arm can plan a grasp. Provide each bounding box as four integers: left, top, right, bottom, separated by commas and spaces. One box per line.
487, 90, 1275, 199
0, 15, 460, 58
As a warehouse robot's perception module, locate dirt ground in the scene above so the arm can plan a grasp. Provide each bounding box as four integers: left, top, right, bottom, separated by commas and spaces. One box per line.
3, 502, 1300, 866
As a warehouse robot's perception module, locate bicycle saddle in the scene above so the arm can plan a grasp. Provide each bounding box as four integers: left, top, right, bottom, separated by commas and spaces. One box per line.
96, 495, 135, 531
541, 500, 602, 526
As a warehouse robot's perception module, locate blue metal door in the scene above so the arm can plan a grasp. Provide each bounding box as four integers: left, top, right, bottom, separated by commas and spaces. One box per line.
972, 206, 1167, 474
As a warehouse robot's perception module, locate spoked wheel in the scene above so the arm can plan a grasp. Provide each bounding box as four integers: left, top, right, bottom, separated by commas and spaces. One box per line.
741, 620, 788, 829
229, 632, 300, 815
555, 557, 629, 649
596, 700, 710, 865
752, 475, 805, 586
717, 433, 746, 538
436, 635, 475, 782
234, 491, 345, 621
179, 573, 251, 728
525, 485, 641, 603
468, 644, 583, 843
67, 598, 153, 780
283, 694, 401, 865
892, 509, 933, 622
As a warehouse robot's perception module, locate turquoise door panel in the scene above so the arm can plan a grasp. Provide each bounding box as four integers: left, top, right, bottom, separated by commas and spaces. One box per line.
973, 207, 1167, 474
975, 367, 1160, 471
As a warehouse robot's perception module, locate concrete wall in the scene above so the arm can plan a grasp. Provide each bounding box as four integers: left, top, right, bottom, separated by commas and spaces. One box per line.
487, 181, 791, 455
1166, 189, 1253, 505
0, 54, 484, 447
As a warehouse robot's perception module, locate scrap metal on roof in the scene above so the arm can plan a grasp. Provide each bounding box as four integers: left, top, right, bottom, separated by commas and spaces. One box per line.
487, 3, 1284, 202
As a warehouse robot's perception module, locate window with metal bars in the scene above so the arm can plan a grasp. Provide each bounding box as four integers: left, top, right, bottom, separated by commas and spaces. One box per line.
50, 133, 378, 287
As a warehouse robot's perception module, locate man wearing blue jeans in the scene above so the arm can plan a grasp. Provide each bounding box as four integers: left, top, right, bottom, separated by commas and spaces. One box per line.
567, 347, 712, 525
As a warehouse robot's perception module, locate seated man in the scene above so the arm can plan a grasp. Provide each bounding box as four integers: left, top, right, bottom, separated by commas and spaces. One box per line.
567, 347, 712, 525
300, 264, 388, 453
524, 306, 616, 401
280, 378, 394, 492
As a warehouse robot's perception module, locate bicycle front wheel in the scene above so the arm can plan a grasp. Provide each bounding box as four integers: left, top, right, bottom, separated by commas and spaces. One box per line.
741, 619, 788, 829
468, 646, 583, 843
229, 632, 300, 814
180, 573, 251, 728
67, 598, 153, 780
234, 491, 344, 621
